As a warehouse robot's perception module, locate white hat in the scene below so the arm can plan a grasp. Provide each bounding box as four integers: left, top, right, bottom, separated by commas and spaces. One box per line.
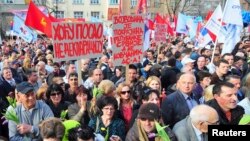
184, 37, 191, 44
205, 45, 211, 50
181, 57, 195, 66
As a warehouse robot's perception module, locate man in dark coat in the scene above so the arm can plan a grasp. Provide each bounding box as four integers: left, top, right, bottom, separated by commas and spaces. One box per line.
206, 82, 244, 125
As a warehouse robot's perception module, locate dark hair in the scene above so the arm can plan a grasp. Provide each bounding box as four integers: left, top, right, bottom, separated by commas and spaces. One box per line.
129, 64, 137, 71
212, 82, 235, 96
68, 72, 78, 78
53, 62, 60, 67
225, 75, 241, 82
174, 51, 181, 59
168, 57, 176, 67
197, 71, 212, 82
26, 69, 37, 77
147, 49, 154, 54
68, 125, 95, 141
215, 59, 229, 67
96, 96, 118, 110
139, 87, 160, 104
46, 84, 65, 100
222, 53, 233, 59
200, 48, 208, 55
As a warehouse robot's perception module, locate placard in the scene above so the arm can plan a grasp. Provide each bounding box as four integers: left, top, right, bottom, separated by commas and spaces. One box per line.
52, 22, 103, 61
112, 15, 144, 65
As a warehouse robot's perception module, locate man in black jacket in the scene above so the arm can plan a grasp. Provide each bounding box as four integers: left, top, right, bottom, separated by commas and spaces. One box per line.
206, 82, 244, 125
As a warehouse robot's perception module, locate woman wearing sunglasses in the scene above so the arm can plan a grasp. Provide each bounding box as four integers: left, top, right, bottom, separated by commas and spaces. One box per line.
116, 82, 139, 132
46, 84, 69, 118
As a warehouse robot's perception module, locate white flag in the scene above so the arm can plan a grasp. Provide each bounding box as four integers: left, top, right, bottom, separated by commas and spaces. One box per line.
221, 0, 243, 55
205, 4, 227, 41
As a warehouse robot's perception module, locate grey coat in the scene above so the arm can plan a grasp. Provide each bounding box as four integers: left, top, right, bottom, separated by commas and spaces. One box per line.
173, 116, 208, 141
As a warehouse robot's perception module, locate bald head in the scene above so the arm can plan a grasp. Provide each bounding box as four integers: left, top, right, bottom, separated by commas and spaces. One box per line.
177, 72, 196, 94
190, 105, 219, 133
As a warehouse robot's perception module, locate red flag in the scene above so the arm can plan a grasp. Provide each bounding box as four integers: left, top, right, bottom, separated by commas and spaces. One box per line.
148, 19, 154, 30
205, 10, 213, 21
196, 22, 203, 37
136, 0, 147, 14
25, 1, 52, 37
155, 13, 165, 24
155, 13, 174, 36
48, 14, 60, 22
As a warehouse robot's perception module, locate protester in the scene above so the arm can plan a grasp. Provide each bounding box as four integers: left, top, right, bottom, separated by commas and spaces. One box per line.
39, 117, 65, 141
88, 96, 126, 141
126, 103, 177, 141
206, 82, 245, 124
8, 82, 54, 140
161, 72, 199, 128
46, 84, 69, 118
68, 85, 90, 125
173, 105, 219, 141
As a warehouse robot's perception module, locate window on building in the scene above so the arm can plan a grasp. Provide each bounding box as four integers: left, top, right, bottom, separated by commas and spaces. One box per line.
91, 11, 100, 19
154, 0, 160, 8
147, 0, 150, 7
56, 11, 64, 18
131, 0, 137, 7
74, 11, 84, 18
110, 0, 118, 5
5, 0, 14, 3
90, 0, 99, 4
54, 0, 64, 3
73, 0, 83, 4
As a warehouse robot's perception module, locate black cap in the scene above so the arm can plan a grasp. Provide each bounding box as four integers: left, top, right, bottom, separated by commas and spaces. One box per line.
16, 82, 34, 94
138, 103, 160, 120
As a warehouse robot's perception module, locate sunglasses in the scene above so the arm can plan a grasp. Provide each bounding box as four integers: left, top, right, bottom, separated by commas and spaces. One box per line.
121, 90, 130, 95
140, 118, 154, 122
50, 92, 61, 96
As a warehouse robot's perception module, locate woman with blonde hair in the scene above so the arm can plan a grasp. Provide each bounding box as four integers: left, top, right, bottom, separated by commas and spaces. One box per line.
145, 76, 162, 92
202, 84, 215, 103
98, 80, 116, 97
37, 84, 48, 101
116, 82, 139, 132
89, 80, 116, 117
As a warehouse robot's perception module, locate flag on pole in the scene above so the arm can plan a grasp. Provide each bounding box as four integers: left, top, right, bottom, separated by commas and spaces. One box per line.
196, 28, 212, 47
221, 0, 243, 55
13, 16, 37, 43
204, 4, 226, 42
136, 0, 147, 14
25, 1, 52, 37
176, 13, 188, 34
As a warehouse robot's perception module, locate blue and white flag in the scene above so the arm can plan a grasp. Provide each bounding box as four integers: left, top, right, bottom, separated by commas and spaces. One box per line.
176, 13, 188, 34
221, 0, 243, 55
13, 16, 37, 43
143, 20, 150, 51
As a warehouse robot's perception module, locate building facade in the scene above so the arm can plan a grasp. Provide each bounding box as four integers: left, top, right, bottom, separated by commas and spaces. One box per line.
0, 0, 250, 37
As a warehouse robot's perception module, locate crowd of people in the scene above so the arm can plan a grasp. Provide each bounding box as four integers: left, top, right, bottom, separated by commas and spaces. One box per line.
0, 35, 250, 141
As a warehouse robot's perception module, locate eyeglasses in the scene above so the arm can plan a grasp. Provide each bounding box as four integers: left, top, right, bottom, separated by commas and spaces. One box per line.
121, 90, 130, 95
50, 92, 61, 96
205, 120, 220, 125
